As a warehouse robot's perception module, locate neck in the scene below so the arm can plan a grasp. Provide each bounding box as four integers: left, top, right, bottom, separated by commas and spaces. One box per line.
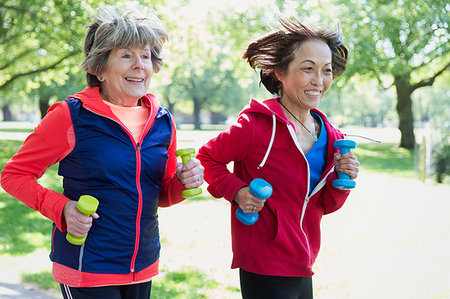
100, 89, 139, 107
279, 99, 309, 123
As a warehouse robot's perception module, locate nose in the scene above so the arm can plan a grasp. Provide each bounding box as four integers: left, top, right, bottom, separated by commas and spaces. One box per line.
311, 71, 323, 86
133, 57, 144, 70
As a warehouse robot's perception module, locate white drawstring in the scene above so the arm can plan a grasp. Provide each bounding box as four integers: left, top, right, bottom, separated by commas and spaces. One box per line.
258, 114, 277, 169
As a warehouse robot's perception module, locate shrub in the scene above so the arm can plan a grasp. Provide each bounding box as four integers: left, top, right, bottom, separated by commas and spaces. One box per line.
432, 142, 450, 183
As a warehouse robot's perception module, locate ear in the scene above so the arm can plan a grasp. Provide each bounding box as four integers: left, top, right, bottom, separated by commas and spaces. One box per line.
274, 68, 285, 83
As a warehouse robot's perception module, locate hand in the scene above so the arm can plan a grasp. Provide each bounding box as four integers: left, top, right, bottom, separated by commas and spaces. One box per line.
63, 200, 99, 238
233, 187, 266, 214
176, 158, 204, 189
334, 152, 360, 180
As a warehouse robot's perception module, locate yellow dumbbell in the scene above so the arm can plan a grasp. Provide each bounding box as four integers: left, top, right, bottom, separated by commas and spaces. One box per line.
66, 195, 99, 245
175, 148, 202, 197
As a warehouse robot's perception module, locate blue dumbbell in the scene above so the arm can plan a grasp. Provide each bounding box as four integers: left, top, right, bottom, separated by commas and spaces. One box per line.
333, 139, 357, 190
236, 178, 273, 225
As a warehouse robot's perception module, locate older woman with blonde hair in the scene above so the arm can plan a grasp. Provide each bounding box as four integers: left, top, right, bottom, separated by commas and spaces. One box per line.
1, 6, 203, 299
198, 17, 359, 298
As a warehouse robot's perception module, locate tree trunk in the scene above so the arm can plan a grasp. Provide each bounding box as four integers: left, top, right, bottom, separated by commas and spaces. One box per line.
39, 96, 50, 119
1, 104, 13, 121
193, 97, 201, 130
394, 76, 415, 149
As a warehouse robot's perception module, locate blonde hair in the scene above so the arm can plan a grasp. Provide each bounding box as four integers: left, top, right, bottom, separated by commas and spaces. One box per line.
243, 17, 348, 95
81, 6, 168, 87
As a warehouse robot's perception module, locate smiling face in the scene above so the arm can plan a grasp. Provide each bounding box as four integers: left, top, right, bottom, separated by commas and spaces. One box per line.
100, 46, 153, 106
275, 39, 333, 112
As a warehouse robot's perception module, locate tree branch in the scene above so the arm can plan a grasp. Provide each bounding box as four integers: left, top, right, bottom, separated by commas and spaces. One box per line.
376, 74, 394, 90
0, 48, 35, 71
0, 50, 81, 91
410, 61, 450, 92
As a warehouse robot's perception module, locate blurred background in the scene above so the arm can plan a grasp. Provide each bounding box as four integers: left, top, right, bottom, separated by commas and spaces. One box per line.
0, 0, 448, 298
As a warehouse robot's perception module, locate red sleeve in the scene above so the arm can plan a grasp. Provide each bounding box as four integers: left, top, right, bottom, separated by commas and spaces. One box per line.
0, 101, 75, 231
158, 117, 186, 207
319, 170, 351, 215
197, 114, 251, 203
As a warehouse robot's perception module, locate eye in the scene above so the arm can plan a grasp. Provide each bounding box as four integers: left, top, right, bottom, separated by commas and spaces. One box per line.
302, 66, 314, 72
121, 54, 131, 59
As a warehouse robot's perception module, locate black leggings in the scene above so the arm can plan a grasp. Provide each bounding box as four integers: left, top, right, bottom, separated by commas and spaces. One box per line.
239, 268, 313, 299
60, 281, 152, 299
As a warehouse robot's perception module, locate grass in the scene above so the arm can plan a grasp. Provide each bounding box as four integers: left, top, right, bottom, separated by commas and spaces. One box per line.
22, 271, 60, 291
0, 137, 418, 295
20, 267, 230, 298
354, 142, 415, 178
152, 267, 220, 298
0, 128, 33, 133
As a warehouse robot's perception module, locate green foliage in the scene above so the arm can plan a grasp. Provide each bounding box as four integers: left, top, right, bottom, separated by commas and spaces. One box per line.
354, 142, 415, 178
0, 139, 60, 254
432, 140, 450, 183
22, 270, 59, 291
0, 192, 53, 255
331, 0, 449, 148
335, 0, 449, 79
152, 267, 219, 299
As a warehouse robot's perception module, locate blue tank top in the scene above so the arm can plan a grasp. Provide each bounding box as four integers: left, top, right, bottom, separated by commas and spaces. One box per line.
305, 112, 328, 195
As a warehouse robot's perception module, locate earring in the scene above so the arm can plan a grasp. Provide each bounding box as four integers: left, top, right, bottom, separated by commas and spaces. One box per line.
98, 75, 104, 82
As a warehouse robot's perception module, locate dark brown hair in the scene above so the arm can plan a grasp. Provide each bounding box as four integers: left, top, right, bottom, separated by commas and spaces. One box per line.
243, 17, 348, 94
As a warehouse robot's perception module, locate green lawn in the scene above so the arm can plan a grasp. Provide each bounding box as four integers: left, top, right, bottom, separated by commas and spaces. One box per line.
354, 142, 415, 178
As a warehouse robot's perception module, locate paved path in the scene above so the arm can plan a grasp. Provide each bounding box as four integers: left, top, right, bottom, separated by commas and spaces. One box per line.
0, 282, 58, 299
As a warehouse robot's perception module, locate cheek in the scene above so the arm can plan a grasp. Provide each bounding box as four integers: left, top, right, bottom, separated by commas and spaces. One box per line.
323, 78, 333, 93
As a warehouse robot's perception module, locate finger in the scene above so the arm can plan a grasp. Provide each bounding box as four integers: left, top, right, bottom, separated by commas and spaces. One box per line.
181, 158, 201, 171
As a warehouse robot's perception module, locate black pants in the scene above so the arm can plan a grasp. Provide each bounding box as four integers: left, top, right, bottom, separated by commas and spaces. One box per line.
60, 281, 152, 299
240, 268, 313, 299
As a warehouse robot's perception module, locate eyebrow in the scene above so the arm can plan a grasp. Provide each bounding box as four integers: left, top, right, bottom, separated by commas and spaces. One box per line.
300, 59, 332, 66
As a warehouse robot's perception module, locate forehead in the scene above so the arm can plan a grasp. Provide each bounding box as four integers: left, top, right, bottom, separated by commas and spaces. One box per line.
292, 39, 332, 64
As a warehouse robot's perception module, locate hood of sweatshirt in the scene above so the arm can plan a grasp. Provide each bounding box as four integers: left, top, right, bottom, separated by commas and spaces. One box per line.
239, 97, 344, 170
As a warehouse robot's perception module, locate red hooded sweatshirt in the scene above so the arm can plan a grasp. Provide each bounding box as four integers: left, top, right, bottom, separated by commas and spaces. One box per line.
197, 97, 351, 277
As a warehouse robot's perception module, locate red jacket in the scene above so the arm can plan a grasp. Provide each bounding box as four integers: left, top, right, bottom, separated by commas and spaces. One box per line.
197, 97, 351, 277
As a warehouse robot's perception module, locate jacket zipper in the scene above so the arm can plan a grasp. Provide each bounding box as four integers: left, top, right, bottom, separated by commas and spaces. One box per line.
84, 107, 152, 277
128, 113, 152, 276
286, 123, 336, 265
286, 124, 312, 261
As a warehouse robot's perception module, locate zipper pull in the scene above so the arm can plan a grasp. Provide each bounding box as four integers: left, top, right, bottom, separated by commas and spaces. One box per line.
136, 143, 140, 152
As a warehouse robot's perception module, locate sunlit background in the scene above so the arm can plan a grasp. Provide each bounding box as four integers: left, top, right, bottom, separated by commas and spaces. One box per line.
0, 0, 448, 298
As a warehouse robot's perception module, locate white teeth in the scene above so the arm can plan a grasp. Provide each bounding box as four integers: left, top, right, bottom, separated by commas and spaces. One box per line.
126, 78, 144, 82
305, 90, 321, 96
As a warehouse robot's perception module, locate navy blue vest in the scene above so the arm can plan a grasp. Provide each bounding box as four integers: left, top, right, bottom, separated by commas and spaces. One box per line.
50, 97, 173, 274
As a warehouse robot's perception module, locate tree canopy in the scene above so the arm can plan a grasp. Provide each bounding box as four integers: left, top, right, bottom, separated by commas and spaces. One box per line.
0, 0, 448, 148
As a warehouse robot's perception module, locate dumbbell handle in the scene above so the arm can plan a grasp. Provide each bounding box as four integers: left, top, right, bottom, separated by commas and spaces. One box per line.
175, 148, 202, 197
337, 147, 352, 181
333, 139, 357, 190
236, 178, 272, 226
66, 195, 99, 245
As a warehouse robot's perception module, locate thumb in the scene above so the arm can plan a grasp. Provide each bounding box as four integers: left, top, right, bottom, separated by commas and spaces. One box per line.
334, 153, 341, 160
91, 213, 100, 219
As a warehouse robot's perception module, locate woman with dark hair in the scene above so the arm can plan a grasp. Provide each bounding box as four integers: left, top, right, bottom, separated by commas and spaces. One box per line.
198, 18, 359, 298
1, 6, 203, 299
